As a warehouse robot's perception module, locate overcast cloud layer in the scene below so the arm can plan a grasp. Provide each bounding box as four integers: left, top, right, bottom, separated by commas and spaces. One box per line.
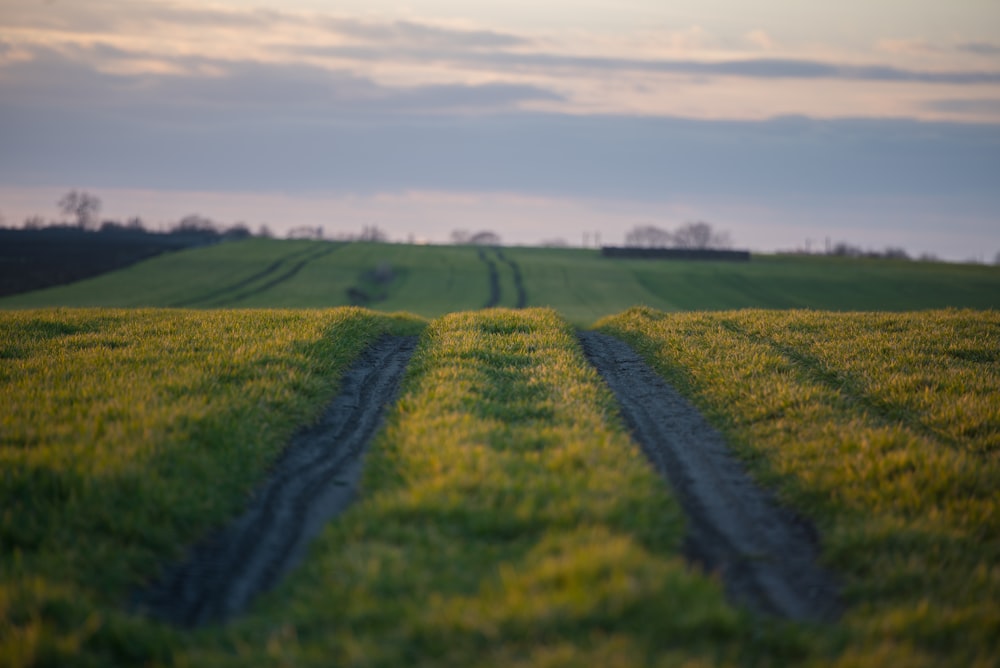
1, 0, 998, 258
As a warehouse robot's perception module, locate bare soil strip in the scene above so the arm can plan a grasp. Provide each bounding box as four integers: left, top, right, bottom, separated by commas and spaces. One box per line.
133, 335, 417, 627
578, 331, 841, 622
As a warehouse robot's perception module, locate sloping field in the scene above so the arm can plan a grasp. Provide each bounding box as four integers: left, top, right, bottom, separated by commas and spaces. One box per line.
3, 239, 999, 319
509, 247, 1000, 321
2, 306, 997, 666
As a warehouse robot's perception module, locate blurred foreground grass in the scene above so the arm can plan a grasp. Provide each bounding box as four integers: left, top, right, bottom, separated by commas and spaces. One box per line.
597, 307, 1000, 666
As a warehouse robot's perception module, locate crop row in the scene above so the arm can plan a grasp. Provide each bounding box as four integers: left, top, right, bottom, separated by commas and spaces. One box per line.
2, 307, 997, 666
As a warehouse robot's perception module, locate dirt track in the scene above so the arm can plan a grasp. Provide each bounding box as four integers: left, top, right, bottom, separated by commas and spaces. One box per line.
579, 331, 841, 622
133, 335, 417, 627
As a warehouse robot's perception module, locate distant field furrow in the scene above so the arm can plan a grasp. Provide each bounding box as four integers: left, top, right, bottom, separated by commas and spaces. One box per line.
170, 244, 329, 307
4, 238, 997, 317
203, 245, 341, 306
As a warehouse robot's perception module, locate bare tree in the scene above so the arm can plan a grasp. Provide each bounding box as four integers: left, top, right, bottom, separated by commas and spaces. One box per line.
357, 225, 388, 242
450, 229, 470, 244
624, 224, 672, 248
672, 221, 731, 249
58, 190, 101, 230
173, 214, 217, 234
468, 230, 501, 246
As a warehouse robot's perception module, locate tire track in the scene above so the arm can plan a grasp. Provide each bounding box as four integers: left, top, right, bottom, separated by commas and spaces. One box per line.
200, 245, 339, 307
478, 248, 501, 308
494, 249, 527, 308
133, 335, 417, 627
578, 331, 841, 622
170, 245, 323, 307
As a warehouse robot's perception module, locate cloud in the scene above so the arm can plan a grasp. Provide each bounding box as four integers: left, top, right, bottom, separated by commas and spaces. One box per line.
0, 43, 559, 118
878, 38, 1000, 58
744, 30, 775, 51
321, 17, 529, 49
956, 42, 1000, 56
925, 98, 1000, 116
288, 43, 1000, 85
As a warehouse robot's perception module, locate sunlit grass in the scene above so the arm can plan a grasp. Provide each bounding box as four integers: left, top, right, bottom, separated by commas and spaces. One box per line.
4, 305, 997, 665
184, 308, 791, 667
596, 307, 1000, 666
0, 307, 424, 666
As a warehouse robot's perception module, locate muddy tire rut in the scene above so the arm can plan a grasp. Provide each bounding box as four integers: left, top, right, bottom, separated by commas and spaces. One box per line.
579, 331, 841, 622
133, 335, 417, 627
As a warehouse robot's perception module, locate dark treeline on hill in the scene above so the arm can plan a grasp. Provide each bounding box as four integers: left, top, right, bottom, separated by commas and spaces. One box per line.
0, 226, 229, 298
1, 190, 266, 297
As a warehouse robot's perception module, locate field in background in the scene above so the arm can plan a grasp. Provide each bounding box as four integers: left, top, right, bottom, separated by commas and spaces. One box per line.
2, 239, 999, 320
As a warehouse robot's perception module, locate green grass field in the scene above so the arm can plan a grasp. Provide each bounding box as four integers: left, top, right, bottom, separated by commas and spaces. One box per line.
3, 239, 998, 320
597, 307, 1000, 666
2, 305, 997, 666
0, 308, 424, 666
2, 239, 998, 665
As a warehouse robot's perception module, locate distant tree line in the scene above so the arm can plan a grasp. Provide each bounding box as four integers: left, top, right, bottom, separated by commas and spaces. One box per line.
792, 240, 943, 262
825, 241, 913, 261
624, 221, 732, 250
7, 190, 255, 242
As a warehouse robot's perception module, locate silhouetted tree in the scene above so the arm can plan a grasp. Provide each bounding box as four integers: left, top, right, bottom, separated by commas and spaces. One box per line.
357, 225, 388, 242
830, 242, 862, 257
882, 247, 910, 260
672, 221, 731, 249
173, 214, 217, 234
99, 220, 127, 233
58, 190, 101, 230
23, 215, 45, 229
222, 223, 252, 240
257, 224, 273, 238
450, 229, 470, 244
468, 230, 501, 246
624, 225, 672, 248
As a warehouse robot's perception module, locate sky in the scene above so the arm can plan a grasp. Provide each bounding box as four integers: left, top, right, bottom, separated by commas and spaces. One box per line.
1, 0, 999, 259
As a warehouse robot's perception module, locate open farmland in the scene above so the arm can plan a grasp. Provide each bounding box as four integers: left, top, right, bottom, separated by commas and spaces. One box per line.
0, 308, 424, 665
2, 238, 999, 319
2, 305, 998, 666
597, 307, 1000, 666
